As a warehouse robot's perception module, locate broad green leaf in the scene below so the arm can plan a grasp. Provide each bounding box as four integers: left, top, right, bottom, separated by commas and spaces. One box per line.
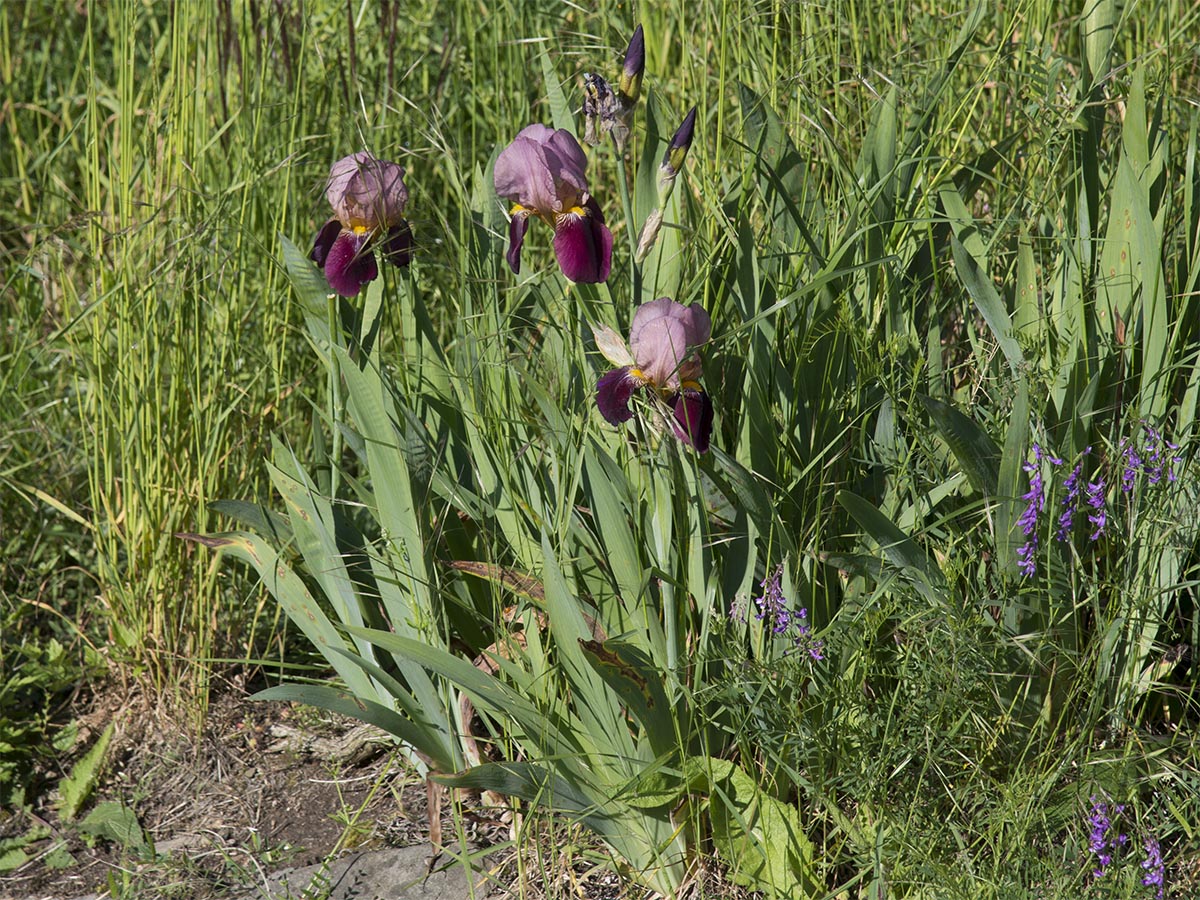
346, 627, 579, 758
1015, 233, 1039, 338
280, 234, 334, 341
737, 81, 823, 258
190, 531, 374, 698
538, 532, 636, 766
837, 491, 947, 603
584, 445, 646, 608
208, 499, 291, 544
337, 346, 432, 618
707, 447, 795, 558
684, 757, 820, 898
579, 638, 674, 756
1097, 71, 1168, 418
437, 762, 685, 895
77, 801, 145, 851
267, 448, 377, 667
539, 48, 574, 134
918, 395, 1000, 495
57, 722, 113, 821
1082, 0, 1115, 87
940, 186, 1023, 374
634, 90, 684, 303
995, 380, 1030, 581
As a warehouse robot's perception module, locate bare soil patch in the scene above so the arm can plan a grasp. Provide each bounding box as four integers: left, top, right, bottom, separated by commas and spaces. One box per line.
1, 679, 503, 900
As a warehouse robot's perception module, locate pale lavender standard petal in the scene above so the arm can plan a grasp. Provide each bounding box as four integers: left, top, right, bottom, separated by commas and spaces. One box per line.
327, 152, 408, 231
323, 230, 379, 297
596, 366, 642, 424
494, 125, 589, 213
629, 298, 712, 387
553, 198, 612, 284
542, 128, 589, 201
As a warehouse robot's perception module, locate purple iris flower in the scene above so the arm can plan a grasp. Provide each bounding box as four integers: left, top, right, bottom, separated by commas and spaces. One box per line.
310, 153, 413, 297
493, 125, 613, 283
594, 298, 714, 452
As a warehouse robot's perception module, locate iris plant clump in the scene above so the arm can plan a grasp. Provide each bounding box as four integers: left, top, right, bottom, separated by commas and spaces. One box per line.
310, 153, 413, 297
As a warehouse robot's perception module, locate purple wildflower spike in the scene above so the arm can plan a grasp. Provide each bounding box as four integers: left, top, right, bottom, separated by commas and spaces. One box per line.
750, 566, 824, 660
1086, 479, 1107, 541
1057, 461, 1084, 541
1087, 797, 1127, 879
1141, 836, 1165, 899
1017, 444, 1057, 575
1121, 437, 1142, 493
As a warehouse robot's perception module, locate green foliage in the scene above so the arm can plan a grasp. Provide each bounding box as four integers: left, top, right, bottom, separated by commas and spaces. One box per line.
77, 801, 147, 853
57, 722, 113, 822
7, 0, 1200, 895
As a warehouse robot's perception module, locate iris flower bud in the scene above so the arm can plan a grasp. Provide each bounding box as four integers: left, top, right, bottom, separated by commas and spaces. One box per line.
660, 106, 697, 190
618, 25, 645, 107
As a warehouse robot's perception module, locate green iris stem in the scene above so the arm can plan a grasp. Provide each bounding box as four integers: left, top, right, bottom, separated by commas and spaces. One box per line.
614, 137, 640, 300
327, 292, 344, 499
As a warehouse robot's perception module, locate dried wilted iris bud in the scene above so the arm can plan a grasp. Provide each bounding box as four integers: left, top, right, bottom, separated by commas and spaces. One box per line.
310, 152, 412, 297
494, 125, 613, 283
582, 25, 645, 149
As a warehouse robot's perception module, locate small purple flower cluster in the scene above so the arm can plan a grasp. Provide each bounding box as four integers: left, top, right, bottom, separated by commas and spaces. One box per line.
1017, 424, 1185, 577
1087, 795, 1128, 878
1017, 444, 1063, 576
1141, 837, 1165, 899
1056, 458, 1084, 542
1118, 424, 1183, 493
1085, 478, 1107, 540
1083, 797, 1168, 896
733, 566, 825, 661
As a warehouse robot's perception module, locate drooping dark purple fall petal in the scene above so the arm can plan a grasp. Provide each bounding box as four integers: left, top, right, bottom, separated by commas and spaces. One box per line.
310, 219, 342, 268
596, 366, 640, 424
382, 220, 414, 268
507, 212, 530, 274
553, 200, 612, 284
671, 388, 713, 453
323, 230, 378, 297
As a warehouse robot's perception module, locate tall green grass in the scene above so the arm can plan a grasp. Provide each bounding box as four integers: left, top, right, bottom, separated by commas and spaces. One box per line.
4, 0, 1200, 895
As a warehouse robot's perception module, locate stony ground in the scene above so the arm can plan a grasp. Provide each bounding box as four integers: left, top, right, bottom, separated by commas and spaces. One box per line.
1, 679, 511, 900
2, 678, 742, 900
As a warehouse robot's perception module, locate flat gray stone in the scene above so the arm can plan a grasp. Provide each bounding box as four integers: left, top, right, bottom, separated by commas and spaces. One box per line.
238, 846, 491, 900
